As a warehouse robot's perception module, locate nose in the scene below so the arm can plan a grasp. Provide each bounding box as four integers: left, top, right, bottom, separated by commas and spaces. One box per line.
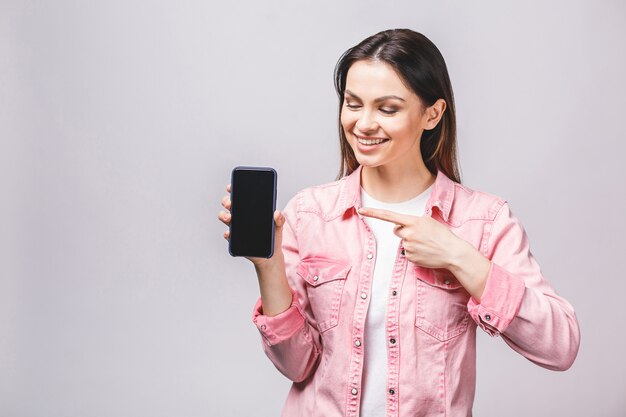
355, 110, 378, 134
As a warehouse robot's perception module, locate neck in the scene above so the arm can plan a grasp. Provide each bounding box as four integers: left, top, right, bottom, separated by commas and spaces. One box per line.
361, 162, 435, 203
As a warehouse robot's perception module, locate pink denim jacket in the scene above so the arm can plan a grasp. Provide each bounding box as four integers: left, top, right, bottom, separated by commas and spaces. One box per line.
252, 166, 580, 417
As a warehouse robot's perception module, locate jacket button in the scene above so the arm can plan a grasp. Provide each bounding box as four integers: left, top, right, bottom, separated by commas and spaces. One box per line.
392, 290, 397, 296
360, 292, 368, 299
313, 275, 319, 282
367, 253, 373, 260
390, 338, 396, 344
484, 314, 492, 321
444, 279, 451, 285
355, 339, 362, 347
351, 388, 358, 395
389, 389, 395, 395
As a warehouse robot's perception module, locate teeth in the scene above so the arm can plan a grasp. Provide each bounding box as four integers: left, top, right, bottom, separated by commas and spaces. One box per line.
357, 137, 387, 145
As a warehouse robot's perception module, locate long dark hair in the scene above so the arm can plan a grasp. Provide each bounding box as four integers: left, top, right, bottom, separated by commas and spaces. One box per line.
334, 29, 461, 183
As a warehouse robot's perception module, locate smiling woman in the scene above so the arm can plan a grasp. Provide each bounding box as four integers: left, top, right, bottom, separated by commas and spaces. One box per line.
340, 59, 445, 203
334, 29, 458, 187
218, 28, 580, 417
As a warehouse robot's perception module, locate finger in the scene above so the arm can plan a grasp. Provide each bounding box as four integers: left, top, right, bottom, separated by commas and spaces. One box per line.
223, 229, 230, 240
274, 210, 286, 228
221, 195, 231, 210
393, 224, 406, 238
358, 207, 413, 226
226, 183, 231, 193
218, 210, 231, 225
272, 210, 285, 252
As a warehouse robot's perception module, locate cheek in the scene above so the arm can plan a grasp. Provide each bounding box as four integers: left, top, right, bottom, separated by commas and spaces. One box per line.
340, 110, 356, 131
385, 116, 415, 138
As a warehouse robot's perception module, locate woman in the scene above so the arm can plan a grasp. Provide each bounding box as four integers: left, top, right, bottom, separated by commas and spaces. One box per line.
218, 29, 580, 417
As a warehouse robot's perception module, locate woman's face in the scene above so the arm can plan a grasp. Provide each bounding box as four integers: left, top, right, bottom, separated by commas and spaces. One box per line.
340, 60, 433, 171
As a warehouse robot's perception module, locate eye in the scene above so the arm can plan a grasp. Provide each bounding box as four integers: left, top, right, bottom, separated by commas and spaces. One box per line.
380, 107, 398, 115
345, 102, 361, 110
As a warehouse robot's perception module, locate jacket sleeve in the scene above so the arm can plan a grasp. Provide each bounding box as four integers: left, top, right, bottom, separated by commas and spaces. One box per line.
467, 201, 580, 371
251, 192, 322, 383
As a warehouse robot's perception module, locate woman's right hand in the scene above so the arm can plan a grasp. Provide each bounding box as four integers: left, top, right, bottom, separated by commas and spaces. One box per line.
217, 183, 286, 268
218, 183, 294, 316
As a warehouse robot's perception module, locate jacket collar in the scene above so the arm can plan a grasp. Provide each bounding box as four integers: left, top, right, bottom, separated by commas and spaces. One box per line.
339, 165, 456, 222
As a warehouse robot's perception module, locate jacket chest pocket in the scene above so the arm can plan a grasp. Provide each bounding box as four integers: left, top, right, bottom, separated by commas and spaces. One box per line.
297, 258, 351, 333
414, 267, 470, 342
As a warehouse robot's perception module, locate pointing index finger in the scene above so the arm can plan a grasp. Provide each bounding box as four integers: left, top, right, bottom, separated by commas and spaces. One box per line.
358, 207, 412, 226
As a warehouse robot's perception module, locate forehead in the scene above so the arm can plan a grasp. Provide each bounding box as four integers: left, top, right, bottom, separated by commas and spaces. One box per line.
345, 60, 414, 99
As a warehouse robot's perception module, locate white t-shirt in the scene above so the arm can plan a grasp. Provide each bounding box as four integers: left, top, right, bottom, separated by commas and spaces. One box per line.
359, 184, 433, 416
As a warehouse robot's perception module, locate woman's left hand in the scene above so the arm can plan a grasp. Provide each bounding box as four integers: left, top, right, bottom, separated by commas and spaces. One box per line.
358, 207, 491, 301
358, 207, 463, 270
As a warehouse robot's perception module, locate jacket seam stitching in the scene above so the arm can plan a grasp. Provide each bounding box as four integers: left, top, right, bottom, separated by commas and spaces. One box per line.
480, 199, 507, 256
485, 200, 508, 252
299, 207, 345, 222
295, 191, 303, 245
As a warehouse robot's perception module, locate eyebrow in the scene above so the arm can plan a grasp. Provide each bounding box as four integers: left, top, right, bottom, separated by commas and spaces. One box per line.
344, 89, 406, 103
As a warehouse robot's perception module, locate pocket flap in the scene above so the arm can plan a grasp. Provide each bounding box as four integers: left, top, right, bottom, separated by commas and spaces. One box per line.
414, 266, 464, 290
297, 258, 351, 286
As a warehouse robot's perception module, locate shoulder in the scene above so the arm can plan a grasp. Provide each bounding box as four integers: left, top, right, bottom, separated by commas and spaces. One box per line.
285, 176, 352, 220
448, 180, 508, 223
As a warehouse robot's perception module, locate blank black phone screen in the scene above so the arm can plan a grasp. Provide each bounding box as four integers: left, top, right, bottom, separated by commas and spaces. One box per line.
228, 167, 277, 258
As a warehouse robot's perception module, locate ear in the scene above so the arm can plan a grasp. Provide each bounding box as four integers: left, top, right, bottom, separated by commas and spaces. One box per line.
423, 99, 447, 130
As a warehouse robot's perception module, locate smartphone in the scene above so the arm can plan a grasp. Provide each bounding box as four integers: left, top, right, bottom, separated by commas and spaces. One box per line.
228, 166, 277, 258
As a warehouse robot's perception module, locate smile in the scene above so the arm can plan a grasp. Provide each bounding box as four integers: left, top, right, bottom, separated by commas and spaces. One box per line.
355, 135, 389, 146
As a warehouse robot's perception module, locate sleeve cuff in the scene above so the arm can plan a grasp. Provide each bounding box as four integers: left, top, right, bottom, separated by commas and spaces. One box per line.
467, 262, 526, 336
252, 289, 306, 346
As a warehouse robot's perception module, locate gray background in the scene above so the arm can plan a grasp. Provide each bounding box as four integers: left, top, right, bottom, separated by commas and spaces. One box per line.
2, 0, 625, 416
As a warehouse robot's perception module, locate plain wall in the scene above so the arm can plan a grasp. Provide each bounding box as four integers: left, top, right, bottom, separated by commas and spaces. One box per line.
2, 0, 625, 416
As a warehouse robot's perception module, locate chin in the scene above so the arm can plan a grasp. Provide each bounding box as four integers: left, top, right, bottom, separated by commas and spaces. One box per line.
354, 155, 384, 168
